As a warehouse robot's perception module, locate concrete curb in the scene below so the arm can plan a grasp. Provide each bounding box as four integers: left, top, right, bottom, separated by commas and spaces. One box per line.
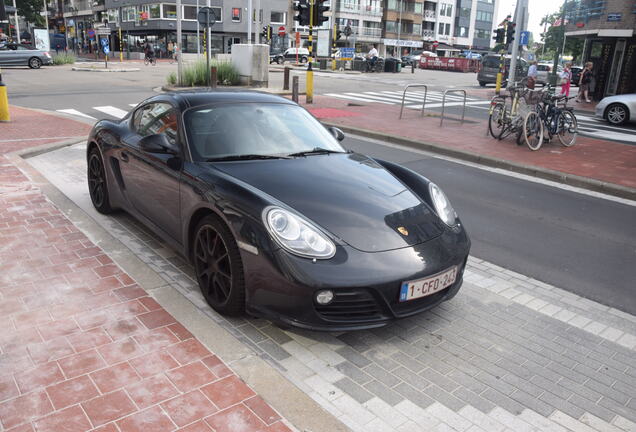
323, 122, 636, 201
9, 140, 351, 432
72, 66, 140, 72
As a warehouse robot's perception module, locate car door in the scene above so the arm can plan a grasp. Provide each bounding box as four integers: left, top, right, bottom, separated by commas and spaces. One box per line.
120, 102, 183, 243
16, 45, 32, 66
0, 45, 18, 65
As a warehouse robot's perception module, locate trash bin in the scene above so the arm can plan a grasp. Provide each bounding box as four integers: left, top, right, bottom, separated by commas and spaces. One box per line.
396, 60, 402, 73
384, 58, 397, 73
319, 59, 327, 70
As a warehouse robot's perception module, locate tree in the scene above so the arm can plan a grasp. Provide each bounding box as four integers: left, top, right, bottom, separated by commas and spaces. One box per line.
539, 8, 584, 62
16, 0, 45, 26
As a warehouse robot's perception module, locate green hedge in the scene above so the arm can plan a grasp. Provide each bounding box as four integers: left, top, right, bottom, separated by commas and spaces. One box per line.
52, 53, 76, 65
166, 59, 240, 87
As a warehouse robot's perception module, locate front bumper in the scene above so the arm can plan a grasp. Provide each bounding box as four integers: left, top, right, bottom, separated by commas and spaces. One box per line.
243, 225, 470, 331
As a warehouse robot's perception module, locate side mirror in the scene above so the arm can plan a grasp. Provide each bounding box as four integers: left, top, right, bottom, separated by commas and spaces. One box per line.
139, 134, 179, 154
328, 126, 345, 141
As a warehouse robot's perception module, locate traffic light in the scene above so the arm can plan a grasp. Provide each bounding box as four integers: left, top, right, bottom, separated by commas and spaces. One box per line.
506, 22, 516, 46
314, 0, 329, 26
261, 26, 268, 40
293, 0, 310, 26
493, 28, 505, 44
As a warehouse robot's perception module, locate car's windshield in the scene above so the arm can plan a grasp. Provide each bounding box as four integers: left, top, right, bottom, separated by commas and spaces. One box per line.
184, 103, 345, 161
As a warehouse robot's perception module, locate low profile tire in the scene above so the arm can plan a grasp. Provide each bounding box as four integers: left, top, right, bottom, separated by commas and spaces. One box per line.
479, 81, 486, 87
606, 103, 629, 126
29, 57, 42, 69
87, 148, 114, 214
193, 215, 245, 316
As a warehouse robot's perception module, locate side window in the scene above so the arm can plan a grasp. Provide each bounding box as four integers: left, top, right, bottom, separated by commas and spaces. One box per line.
134, 103, 178, 146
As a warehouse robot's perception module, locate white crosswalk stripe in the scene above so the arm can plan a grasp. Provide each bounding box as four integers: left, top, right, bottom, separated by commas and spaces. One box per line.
56, 109, 96, 120
93, 106, 129, 119
324, 90, 476, 107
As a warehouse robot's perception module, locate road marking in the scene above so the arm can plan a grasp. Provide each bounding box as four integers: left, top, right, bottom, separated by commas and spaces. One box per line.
56, 109, 96, 120
93, 106, 129, 119
324, 93, 393, 104
129, 103, 138, 107
345, 132, 636, 206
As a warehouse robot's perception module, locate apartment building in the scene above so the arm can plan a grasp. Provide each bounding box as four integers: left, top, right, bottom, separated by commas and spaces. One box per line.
332, 0, 383, 51
564, 0, 636, 98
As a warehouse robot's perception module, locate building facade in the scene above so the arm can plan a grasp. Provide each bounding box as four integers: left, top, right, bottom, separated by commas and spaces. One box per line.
564, 0, 636, 99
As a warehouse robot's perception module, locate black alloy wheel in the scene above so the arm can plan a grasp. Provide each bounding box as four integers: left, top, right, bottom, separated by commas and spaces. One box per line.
29, 57, 42, 69
193, 216, 245, 315
87, 149, 113, 214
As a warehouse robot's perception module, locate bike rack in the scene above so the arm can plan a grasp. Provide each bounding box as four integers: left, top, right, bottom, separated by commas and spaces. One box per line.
399, 84, 428, 119
440, 89, 467, 127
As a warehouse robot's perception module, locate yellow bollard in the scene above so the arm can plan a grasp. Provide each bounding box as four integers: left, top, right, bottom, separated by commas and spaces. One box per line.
0, 69, 9, 123
495, 72, 502, 96
306, 69, 314, 104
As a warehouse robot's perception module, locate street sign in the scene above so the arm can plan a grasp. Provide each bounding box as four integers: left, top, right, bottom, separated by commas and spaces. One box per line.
340, 47, 354, 61
96, 27, 111, 35
607, 13, 621, 21
278, 26, 286, 37
87, 29, 95, 39
197, 7, 217, 27
519, 31, 530, 46
100, 38, 110, 54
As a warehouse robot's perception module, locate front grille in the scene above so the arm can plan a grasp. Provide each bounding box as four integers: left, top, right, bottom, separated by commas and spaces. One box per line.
315, 289, 384, 322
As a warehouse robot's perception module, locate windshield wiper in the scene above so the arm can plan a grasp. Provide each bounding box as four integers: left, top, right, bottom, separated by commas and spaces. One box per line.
205, 154, 290, 162
287, 147, 346, 157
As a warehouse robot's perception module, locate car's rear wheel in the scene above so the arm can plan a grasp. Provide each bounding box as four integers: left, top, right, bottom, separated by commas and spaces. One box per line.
87, 148, 114, 214
606, 103, 629, 126
479, 81, 486, 87
276, 57, 283, 64
301, 56, 308, 64
193, 215, 245, 316
29, 57, 42, 69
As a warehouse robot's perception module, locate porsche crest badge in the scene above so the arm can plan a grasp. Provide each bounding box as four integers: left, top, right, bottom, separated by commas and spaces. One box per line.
397, 226, 409, 236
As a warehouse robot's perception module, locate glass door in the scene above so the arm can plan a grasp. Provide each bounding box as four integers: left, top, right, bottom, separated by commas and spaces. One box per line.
605, 39, 626, 96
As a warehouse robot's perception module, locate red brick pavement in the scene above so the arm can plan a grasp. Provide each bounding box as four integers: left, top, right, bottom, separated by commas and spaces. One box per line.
0, 107, 293, 432
302, 96, 636, 190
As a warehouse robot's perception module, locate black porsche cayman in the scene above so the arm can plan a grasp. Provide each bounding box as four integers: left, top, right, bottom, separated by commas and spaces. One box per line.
86, 91, 470, 330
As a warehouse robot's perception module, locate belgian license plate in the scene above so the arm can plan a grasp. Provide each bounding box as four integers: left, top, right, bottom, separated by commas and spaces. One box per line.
399, 267, 457, 302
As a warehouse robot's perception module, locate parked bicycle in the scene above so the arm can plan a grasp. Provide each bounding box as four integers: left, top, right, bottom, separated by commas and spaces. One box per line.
523, 89, 578, 151
487, 79, 532, 145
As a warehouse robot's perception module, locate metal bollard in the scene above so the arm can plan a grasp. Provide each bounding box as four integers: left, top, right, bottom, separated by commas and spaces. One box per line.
283, 66, 290, 90
292, 76, 299, 103
210, 66, 217, 88
412, 62, 415, 74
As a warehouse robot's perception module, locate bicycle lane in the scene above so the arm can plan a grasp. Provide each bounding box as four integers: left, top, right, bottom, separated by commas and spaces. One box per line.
300, 96, 636, 198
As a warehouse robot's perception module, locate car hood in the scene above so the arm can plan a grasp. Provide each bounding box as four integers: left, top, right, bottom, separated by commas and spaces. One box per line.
213, 153, 444, 252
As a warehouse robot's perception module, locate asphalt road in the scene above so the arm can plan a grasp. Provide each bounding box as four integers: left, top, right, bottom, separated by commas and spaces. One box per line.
343, 135, 636, 315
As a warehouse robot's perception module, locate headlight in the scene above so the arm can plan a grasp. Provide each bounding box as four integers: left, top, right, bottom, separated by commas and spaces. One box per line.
265, 207, 336, 259
429, 183, 457, 226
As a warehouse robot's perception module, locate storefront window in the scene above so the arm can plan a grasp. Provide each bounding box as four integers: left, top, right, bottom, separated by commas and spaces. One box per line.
232, 7, 241, 22
162, 4, 177, 19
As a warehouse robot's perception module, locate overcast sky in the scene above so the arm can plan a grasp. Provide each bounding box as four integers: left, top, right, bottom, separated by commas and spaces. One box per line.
496, 0, 563, 40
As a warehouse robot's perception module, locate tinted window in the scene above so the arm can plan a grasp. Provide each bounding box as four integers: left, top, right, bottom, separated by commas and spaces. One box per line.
134, 103, 178, 145
482, 56, 508, 69
184, 103, 344, 161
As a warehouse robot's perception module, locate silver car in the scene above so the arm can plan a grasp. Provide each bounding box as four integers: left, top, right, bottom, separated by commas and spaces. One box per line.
595, 93, 636, 126
0, 43, 53, 69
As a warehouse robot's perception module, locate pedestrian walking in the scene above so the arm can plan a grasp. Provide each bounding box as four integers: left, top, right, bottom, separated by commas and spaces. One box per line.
576, 62, 594, 103
526, 60, 538, 89
560, 62, 572, 97
55, 44, 60, 54
167, 41, 173, 59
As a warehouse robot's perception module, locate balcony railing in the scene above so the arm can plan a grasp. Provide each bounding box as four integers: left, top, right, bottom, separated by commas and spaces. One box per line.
424, 9, 436, 19
338, 4, 383, 16
423, 29, 435, 38
349, 25, 383, 38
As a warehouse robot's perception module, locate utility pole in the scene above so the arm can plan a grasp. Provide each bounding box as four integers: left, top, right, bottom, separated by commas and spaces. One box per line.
550, 0, 566, 86
306, 0, 314, 104
206, 0, 210, 60
508, 0, 525, 86
396, 0, 402, 57
247, 0, 252, 44
196, 0, 200, 56
12, 0, 20, 42
176, 0, 182, 85
256, 0, 260, 44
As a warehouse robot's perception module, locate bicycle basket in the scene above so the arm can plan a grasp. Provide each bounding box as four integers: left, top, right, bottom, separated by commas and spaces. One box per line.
523, 90, 544, 105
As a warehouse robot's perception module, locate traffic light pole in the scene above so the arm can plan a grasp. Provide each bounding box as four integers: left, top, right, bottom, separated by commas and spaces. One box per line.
508, 0, 524, 87
306, 0, 314, 104
332, 22, 337, 71
495, 22, 507, 95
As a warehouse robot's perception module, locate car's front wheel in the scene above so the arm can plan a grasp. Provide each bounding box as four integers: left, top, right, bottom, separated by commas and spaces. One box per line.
87, 148, 114, 214
29, 57, 42, 69
276, 57, 283, 65
479, 81, 486, 87
193, 215, 245, 316
606, 103, 629, 126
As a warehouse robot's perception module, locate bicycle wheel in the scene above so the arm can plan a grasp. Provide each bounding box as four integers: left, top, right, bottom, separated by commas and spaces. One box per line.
144, 57, 149, 66
151, 57, 157, 66
488, 103, 505, 139
523, 111, 544, 151
557, 110, 577, 147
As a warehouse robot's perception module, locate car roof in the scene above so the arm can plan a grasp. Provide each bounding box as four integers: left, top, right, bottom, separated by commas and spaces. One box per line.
149, 90, 297, 111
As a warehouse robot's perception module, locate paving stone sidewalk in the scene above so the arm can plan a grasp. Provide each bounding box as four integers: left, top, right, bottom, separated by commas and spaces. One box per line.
0, 109, 296, 432
29, 142, 636, 432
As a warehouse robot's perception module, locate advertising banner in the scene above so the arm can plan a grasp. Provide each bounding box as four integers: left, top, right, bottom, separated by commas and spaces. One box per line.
34, 29, 50, 51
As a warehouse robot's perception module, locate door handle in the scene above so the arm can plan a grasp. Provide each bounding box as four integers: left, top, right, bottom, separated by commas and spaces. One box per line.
121, 151, 129, 162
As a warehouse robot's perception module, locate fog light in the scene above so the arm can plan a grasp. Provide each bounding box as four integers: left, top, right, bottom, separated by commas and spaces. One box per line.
315, 290, 334, 305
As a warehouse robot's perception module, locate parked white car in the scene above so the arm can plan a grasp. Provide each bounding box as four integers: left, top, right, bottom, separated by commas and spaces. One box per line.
536, 63, 563, 85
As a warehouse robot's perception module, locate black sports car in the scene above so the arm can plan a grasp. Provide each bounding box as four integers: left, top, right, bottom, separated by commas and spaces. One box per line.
86, 91, 470, 330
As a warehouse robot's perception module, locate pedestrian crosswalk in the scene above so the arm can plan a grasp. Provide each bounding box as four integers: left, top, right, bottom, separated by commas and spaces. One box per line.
323, 90, 492, 110
575, 113, 636, 144
56, 104, 138, 121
